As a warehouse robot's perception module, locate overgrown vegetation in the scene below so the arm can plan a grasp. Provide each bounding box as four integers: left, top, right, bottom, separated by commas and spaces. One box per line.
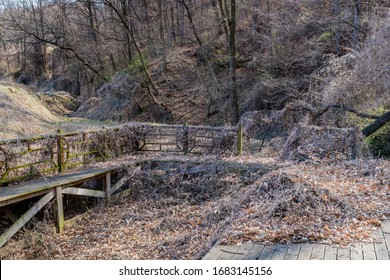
0, 157, 388, 259
367, 124, 390, 158
0, 0, 389, 260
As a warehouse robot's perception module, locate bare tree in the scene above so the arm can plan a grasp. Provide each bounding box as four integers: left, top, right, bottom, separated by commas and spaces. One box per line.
218, 0, 238, 125
178, 0, 203, 46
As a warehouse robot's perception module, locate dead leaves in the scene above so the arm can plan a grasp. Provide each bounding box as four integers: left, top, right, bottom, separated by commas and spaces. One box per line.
0, 157, 389, 259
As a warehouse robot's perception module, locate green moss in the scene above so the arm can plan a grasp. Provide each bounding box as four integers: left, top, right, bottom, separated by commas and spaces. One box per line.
366, 123, 390, 158
317, 31, 334, 42
126, 55, 146, 75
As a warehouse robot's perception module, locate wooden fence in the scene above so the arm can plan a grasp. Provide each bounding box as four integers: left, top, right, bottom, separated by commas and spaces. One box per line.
0, 122, 242, 187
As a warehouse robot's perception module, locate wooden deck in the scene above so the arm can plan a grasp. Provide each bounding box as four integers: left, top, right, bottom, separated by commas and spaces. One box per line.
0, 168, 118, 247
203, 221, 390, 260
0, 169, 111, 207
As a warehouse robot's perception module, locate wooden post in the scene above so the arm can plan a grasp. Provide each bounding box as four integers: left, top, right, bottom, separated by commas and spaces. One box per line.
104, 172, 111, 204
0, 191, 55, 247
237, 122, 243, 155
82, 132, 87, 165
57, 129, 64, 173
55, 187, 64, 233
183, 123, 189, 154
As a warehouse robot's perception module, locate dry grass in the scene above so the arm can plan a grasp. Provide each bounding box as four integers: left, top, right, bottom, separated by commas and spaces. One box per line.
0, 81, 119, 141
0, 155, 388, 260
0, 81, 61, 139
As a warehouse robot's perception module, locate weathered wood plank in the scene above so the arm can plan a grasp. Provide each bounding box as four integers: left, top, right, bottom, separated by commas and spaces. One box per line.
374, 241, 389, 260
297, 243, 313, 260
382, 221, 390, 234
270, 245, 289, 260
324, 245, 338, 260
258, 245, 276, 260
244, 244, 264, 260
0, 189, 52, 207
310, 244, 326, 260
383, 233, 390, 255
372, 228, 389, 260
62, 187, 105, 198
111, 188, 133, 202
202, 245, 226, 260
0, 191, 55, 247
284, 244, 301, 260
231, 242, 253, 260
350, 245, 363, 260
104, 172, 111, 203
362, 243, 376, 260
109, 176, 130, 195
218, 245, 240, 260
1, 206, 27, 232
55, 187, 64, 233
0, 168, 111, 206
337, 247, 351, 260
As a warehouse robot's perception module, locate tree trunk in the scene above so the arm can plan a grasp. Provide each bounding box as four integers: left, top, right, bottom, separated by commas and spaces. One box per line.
218, 0, 230, 51
363, 111, 390, 137
179, 0, 203, 46
177, 0, 185, 44
229, 0, 239, 125
159, 0, 168, 73
352, 0, 362, 49
170, 2, 177, 42
332, 0, 341, 55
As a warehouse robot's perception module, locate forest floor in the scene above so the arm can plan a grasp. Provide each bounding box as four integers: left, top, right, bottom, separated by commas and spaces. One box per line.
0, 154, 389, 260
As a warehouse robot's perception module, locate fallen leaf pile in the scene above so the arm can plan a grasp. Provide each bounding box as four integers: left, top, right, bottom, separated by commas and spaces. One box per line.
0, 156, 389, 259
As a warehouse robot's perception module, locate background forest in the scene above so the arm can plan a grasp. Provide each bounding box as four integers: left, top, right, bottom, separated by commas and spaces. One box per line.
0, 0, 389, 154
0, 0, 390, 260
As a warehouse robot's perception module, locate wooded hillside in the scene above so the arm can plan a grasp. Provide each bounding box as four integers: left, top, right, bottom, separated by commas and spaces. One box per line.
0, 0, 389, 153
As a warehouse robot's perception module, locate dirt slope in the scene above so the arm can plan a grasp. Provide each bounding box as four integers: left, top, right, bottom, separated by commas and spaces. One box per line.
0, 81, 61, 139
0, 81, 109, 140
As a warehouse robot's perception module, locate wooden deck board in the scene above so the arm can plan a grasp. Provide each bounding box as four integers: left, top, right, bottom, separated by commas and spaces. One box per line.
244, 244, 264, 260
231, 243, 253, 260
384, 233, 390, 253
310, 244, 326, 260
374, 229, 390, 260
0, 168, 111, 206
204, 221, 390, 260
258, 245, 276, 260
0, 167, 115, 248
337, 247, 351, 260
0, 191, 55, 247
284, 244, 301, 260
362, 243, 376, 260
217, 245, 240, 260
270, 244, 289, 260
374, 242, 390, 260
382, 221, 390, 234
297, 244, 313, 260
350, 245, 363, 260
202, 245, 226, 260
324, 245, 338, 260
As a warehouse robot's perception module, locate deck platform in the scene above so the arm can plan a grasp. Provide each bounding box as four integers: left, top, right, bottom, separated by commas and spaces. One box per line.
203, 221, 390, 260
0, 168, 117, 247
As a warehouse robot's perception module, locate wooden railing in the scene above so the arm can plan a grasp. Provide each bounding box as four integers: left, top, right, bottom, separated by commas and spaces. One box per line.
0, 122, 242, 187
136, 123, 238, 154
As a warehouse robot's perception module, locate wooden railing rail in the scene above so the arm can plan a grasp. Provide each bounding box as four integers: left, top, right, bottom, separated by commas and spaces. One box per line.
0, 122, 243, 186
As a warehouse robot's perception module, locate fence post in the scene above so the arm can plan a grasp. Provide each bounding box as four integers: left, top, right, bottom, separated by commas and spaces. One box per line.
183, 123, 189, 154
237, 122, 243, 155
57, 129, 64, 173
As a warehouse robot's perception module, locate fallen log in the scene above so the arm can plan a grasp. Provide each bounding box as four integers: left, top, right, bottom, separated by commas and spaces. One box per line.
362, 110, 390, 137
